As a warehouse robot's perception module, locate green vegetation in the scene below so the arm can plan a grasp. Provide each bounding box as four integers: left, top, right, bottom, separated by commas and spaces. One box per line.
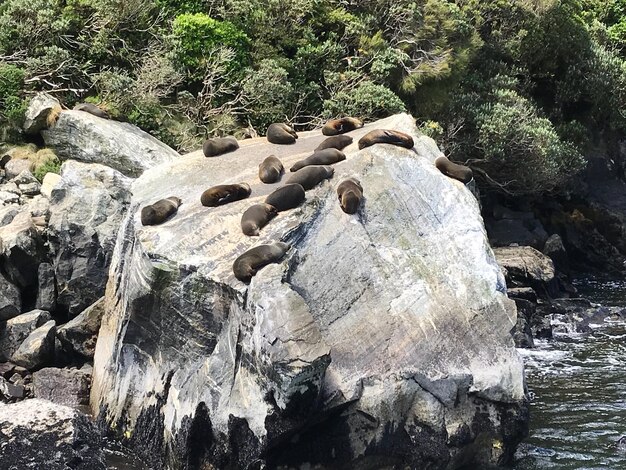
1, 0, 625, 195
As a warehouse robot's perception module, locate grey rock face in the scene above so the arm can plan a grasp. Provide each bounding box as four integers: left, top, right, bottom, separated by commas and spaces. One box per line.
0, 309, 51, 361
91, 114, 527, 469
48, 161, 132, 316
57, 297, 104, 359
42, 110, 179, 177
0, 205, 19, 227
23, 92, 61, 135
35, 263, 56, 312
0, 273, 21, 321
11, 320, 56, 369
4, 159, 33, 179
32, 367, 91, 407
0, 211, 44, 291
0, 376, 25, 401
0, 398, 106, 469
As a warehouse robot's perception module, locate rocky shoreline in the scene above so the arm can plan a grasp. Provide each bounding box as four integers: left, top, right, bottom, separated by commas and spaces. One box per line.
1, 92, 622, 469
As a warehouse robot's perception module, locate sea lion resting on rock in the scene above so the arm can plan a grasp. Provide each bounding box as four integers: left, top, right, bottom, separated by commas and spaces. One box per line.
73, 103, 110, 119
233, 242, 290, 283
358, 129, 414, 150
267, 123, 298, 144
258, 155, 284, 183
203, 137, 239, 157
435, 156, 473, 184
322, 117, 363, 136
286, 165, 334, 190
315, 135, 353, 152
200, 183, 251, 207
290, 148, 346, 172
265, 184, 305, 211
336, 178, 363, 214
141, 197, 182, 226
241, 203, 278, 236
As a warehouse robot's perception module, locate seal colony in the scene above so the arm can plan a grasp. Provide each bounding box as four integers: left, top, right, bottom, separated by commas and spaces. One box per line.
136, 115, 475, 283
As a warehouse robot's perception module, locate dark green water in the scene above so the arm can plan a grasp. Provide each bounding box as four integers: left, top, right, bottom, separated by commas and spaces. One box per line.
515, 279, 626, 469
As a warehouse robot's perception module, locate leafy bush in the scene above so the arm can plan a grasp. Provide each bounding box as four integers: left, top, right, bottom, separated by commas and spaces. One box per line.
172, 13, 249, 75
323, 80, 406, 120
33, 154, 61, 182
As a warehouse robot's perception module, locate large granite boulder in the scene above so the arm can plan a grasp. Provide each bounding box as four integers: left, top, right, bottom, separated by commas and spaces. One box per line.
41, 110, 179, 177
22, 92, 62, 135
91, 114, 527, 469
47, 161, 132, 316
0, 398, 106, 469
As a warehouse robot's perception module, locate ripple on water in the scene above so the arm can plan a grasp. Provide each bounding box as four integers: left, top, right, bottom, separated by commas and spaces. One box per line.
514, 278, 626, 470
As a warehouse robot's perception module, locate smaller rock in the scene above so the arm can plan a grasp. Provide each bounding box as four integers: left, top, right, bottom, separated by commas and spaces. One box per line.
0, 205, 20, 227
543, 234, 569, 274
0, 190, 19, 205
23, 92, 62, 134
0, 376, 24, 401
11, 170, 39, 186
0, 273, 21, 321
493, 246, 558, 298
11, 319, 56, 370
512, 315, 535, 348
40, 172, 62, 199
4, 159, 34, 179
32, 367, 91, 407
18, 181, 41, 196
0, 211, 44, 290
532, 316, 553, 340
0, 362, 16, 379
57, 297, 104, 359
507, 287, 538, 303
0, 182, 20, 194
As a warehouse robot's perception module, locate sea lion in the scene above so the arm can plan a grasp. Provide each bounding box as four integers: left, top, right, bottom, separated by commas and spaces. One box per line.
286, 165, 334, 190
233, 242, 290, 283
290, 148, 346, 172
241, 203, 278, 236
258, 155, 284, 183
141, 197, 182, 226
315, 135, 353, 152
322, 117, 364, 136
200, 183, 251, 207
267, 123, 298, 144
73, 103, 110, 119
336, 178, 363, 214
358, 129, 414, 150
265, 184, 306, 211
203, 137, 239, 157
435, 156, 473, 184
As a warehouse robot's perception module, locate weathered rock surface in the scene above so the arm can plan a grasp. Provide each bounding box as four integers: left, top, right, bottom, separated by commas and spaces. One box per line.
0, 309, 51, 361
494, 246, 558, 298
42, 110, 179, 177
23, 92, 61, 135
0, 273, 21, 321
4, 158, 33, 179
40, 172, 61, 199
35, 263, 56, 312
92, 114, 527, 469
0, 211, 44, 293
11, 319, 56, 369
48, 161, 132, 316
0, 398, 106, 469
57, 297, 104, 359
32, 367, 91, 407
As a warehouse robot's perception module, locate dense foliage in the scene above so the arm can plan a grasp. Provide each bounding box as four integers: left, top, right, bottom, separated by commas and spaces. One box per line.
1, 0, 626, 194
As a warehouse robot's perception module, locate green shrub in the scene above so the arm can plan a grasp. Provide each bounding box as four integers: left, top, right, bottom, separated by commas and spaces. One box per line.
33, 155, 61, 182
323, 80, 406, 120
172, 13, 249, 75
0, 63, 24, 101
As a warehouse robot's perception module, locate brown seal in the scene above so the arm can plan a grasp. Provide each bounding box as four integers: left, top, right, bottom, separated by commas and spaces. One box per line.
286, 165, 334, 190
265, 184, 305, 211
200, 183, 251, 207
315, 135, 353, 152
258, 155, 284, 183
290, 148, 346, 172
203, 137, 239, 157
435, 156, 473, 184
267, 123, 298, 144
233, 242, 290, 283
336, 178, 363, 214
322, 117, 363, 136
241, 203, 278, 236
141, 197, 182, 226
73, 103, 110, 119
358, 129, 414, 150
